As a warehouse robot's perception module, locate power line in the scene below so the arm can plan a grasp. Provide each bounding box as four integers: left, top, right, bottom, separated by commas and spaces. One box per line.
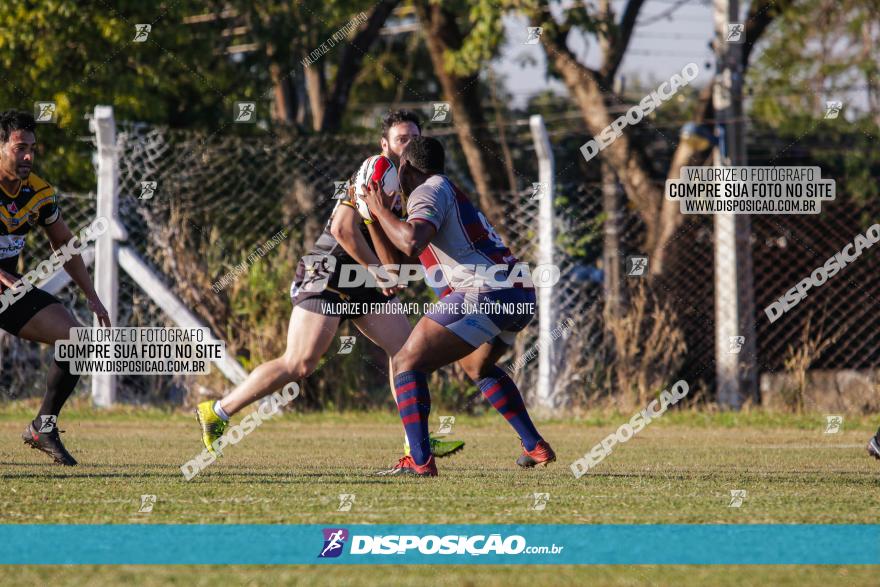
626, 49, 712, 56
638, 0, 705, 26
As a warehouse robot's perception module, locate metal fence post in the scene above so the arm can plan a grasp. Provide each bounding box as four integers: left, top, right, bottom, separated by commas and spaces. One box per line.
529, 115, 558, 411
713, 0, 758, 407
90, 105, 120, 407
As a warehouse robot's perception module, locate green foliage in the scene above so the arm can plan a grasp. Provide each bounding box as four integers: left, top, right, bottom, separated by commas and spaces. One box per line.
748, 0, 880, 131
0, 0, 244, 190
0, 0, 407, 190
439, 0, 508, 76
228, 240, 295, 372
745, 0, 880, 207
556, 201, 604, 261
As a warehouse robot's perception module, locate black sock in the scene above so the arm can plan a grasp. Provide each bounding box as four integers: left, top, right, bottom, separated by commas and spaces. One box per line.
33, 360, 80, 428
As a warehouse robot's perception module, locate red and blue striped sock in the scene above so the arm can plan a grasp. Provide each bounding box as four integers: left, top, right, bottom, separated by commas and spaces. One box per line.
394, 370, 432, 465
477, 366, 541, 451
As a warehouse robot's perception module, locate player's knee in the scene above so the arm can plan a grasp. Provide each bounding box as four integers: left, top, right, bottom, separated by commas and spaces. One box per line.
380, 335, 408, 357
280, 355, 316, 381
459, 363, 483, 382
476, 363, 502, 380
392, 351, 417, 375
300, 353, 322, 376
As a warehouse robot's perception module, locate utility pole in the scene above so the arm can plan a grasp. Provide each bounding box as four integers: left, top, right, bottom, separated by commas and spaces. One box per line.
713, 0, 758, 407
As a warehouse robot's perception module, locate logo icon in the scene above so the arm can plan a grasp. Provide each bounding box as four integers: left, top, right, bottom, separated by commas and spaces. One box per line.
138, 494, 157, 513
337, 336, 356, 355
234, 102, 256, 123
728, 335, 745, 354
318, 528, 349, 558
38, 415, 57, 433
333, 181, 349, 200
431, 102, 451, 123
139, 181, 157, 200
530, 492, 550, 511
34, 102, 57, 123
728, 489, 747, 508
297, 255, 337, 293
6, 202, 18, 214
337, 494, 355, 512
530, 182, 548, 201
133, 24, 151, 42
726, 23, 744, 43
626, 255, 648, 277
824, 101, 843, 119
436, 416, 455, 435
824, 415, 843, 434
525, 27, 543, 45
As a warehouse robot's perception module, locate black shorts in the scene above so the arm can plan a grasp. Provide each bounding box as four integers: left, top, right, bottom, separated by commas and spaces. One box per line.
289, 257, 393, 322
0, 286, 62, 335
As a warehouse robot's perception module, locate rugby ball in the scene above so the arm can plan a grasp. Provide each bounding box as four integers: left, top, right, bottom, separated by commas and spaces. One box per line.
352, 155, 399, 223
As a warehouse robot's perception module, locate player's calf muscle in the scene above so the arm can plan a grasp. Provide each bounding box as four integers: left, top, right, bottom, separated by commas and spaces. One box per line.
459, 362, 492, 382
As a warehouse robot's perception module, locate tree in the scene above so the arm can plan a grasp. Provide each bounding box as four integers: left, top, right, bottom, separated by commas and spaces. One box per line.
0, 0, 407, 189
517, 0, 793, 275
749, 0, 880, 128
747, 0, 880, 204
222, 0, 401, 131
0, 0, 251, 189
413, 0, 518, 230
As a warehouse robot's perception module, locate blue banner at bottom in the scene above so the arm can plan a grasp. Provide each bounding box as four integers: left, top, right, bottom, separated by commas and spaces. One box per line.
0, 524, 878, 565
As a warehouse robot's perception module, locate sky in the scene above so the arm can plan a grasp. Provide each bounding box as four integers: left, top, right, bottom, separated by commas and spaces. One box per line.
494, 0, 718, 109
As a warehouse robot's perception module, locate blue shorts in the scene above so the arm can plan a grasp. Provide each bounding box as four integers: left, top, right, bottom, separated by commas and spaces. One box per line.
425, 288, 536, 348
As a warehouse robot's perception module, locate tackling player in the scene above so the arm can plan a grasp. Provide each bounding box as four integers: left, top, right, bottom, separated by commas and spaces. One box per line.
0, 110, 111, 465
363, 136, 555, 477
194, 111, 465, 459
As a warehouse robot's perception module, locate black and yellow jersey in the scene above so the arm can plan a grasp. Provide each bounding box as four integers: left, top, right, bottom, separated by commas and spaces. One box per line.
0, 172, 60, 273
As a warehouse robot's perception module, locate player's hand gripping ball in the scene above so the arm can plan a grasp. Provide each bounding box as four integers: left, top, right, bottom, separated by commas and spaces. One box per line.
352, 155, 399, 223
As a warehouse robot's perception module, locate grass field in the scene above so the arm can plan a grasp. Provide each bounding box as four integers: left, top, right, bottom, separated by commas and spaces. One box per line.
1, 401, 878, 584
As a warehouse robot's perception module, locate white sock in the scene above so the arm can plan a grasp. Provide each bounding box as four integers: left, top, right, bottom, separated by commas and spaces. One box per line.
213, 401, 230, 421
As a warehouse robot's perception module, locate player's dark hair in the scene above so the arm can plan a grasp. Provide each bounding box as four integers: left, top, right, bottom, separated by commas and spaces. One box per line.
0, 110, 36, 143
401, 136, 445, 174
381, 110, 421, 139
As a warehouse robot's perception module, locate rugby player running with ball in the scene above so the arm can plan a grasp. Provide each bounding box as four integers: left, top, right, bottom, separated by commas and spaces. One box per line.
194, 111, 465, 461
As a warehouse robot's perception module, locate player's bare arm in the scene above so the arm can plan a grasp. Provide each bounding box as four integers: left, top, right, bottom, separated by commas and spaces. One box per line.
330, 203, 396, 296
364, 213, 404, 275
363, 179, 435, 256
329, 200, 379, 266
43, 217, 110, 327
359, 182, 405, 288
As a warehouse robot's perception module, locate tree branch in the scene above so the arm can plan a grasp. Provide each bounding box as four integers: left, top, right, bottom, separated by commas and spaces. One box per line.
320, 0, 401, 132
652, 0, 795, 273
414, 0, 516, 232
600, 0, 646, 82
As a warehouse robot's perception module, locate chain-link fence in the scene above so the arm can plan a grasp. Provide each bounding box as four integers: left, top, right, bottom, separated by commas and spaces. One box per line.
1, 114, 877, 411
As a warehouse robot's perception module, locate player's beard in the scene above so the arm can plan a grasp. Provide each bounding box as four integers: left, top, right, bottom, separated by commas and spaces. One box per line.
385, 151, 401, 167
